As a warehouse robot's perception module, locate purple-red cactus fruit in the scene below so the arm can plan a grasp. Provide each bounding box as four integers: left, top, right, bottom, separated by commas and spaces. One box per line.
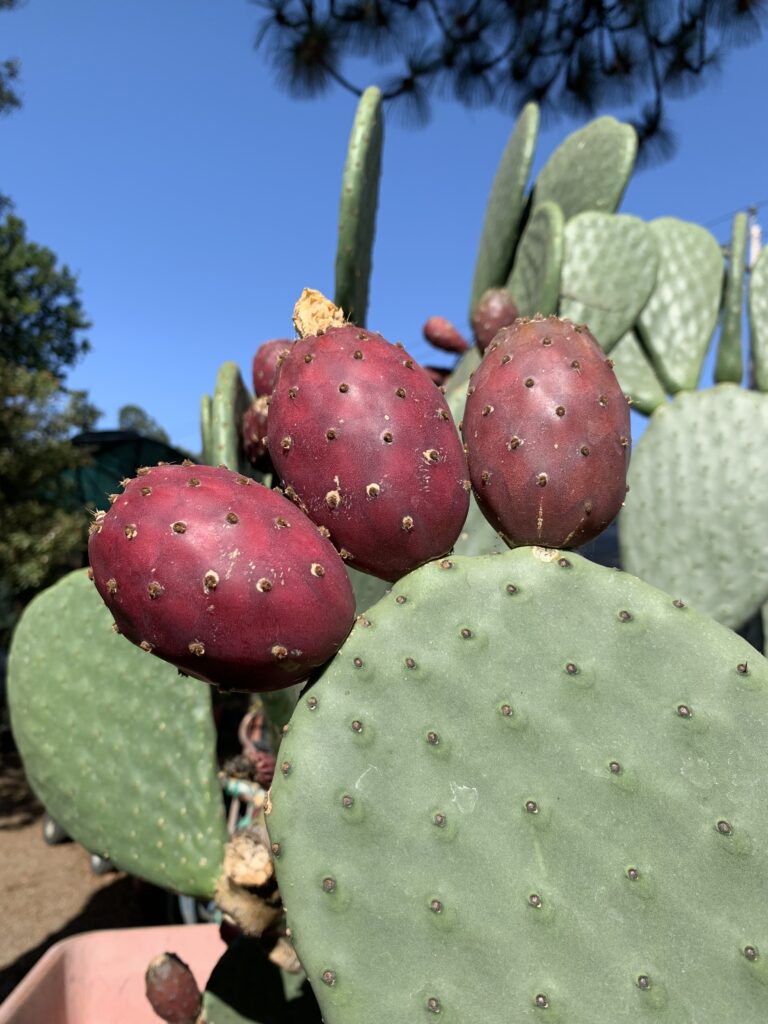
145, 952, 201, 1024
268, 324, 471, 581
471, 288, 519, 352
422, 316, 470, 355
252, 339, 293, 396
242, 395, 270, 468
88, 464, 355, 691
462, 315, 631, 549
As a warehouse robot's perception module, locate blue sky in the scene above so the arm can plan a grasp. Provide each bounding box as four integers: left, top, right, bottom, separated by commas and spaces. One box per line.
3, 1, 768, 453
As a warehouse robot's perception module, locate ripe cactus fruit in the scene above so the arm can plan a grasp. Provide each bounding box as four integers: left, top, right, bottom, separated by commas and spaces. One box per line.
242, 394, 270, 468
145, 952, 202, 1024
422, 315, 470, 355
462, 315, 630, 548
267, 291, 471, 581
88, 463, 355, 691
470, 287, 519, 351
252, 338, 293, 396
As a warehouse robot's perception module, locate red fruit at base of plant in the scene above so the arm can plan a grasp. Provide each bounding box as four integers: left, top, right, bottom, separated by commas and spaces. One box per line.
422, 315, 470, 355
268, 324, 471, 581
462, 315, 630, 549
145, 952, 201, 1024
88, 464, 355, 691
252, 339, 293, 396
471, 288, 519, 351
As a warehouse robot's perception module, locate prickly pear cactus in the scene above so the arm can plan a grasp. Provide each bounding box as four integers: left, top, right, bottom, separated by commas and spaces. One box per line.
620, 385, 768, 629
268, 547, 768, 1024
470, 102, 539, 313
637, 218, 724, 393
531, 116, 637, 222
211, 361, 254, 475
506, 200, 563, 318
8, 569, 227, 898
608, 330, 666, 415
558, 213, 659, 352
748, 244, 768, 391
334, 87, 383, 326
714, 212, 747, 385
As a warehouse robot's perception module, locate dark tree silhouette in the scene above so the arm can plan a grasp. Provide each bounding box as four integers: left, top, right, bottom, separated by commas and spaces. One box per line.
251, 0, 766, 162
0, 1, 21, 117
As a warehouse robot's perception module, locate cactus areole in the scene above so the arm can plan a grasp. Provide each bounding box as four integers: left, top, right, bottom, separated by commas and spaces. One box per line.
88, 464, 356, 691
462, 315, 630, 548
267, 290, 471, 581
251, 338, 293, 396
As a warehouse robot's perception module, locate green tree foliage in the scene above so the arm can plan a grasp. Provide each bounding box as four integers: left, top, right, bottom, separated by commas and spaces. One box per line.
0, 213, 97, 647
118, 403, 171, 445
0, 1, 21, 119
0, 215, 91, 376
252, 0, 766, 162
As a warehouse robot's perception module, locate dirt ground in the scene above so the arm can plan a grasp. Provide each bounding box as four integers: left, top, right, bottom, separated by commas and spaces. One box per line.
0, 736, 174, 1005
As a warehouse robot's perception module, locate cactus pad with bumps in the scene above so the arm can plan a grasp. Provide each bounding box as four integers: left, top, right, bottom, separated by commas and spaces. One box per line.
506, 200, 563, 318
8, 569, 227, 898
620, 384, 768, 628
609, 331, 666, 415
334, 87, 383, 326
748, 244, 768, 392
637, 218, 724, 393
531, 116, 636, 222
558, 212, 658, 352
470, 102, 539, 313
268, 547, 768, 1024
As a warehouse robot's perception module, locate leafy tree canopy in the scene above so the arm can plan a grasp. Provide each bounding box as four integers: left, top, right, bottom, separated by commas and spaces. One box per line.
118, 403, 171, 445
252, 0, 766, 161
0, 214, 91, 377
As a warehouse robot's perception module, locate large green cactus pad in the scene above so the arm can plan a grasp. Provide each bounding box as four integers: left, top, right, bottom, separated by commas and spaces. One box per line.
8, 570, 227, 898
531, 116, 636, 222
211, 361, 253, 475
334, 86, 383, 326
637, 218, 724, 393
506, 200, 563, 318
469, 102, 539, 313
714, 212, 747, 384
748, 244, 768, 392
609, 331, 667, 415
268, 547, 768, 1024
558, 213, 658, 351
620, 384, 768, 628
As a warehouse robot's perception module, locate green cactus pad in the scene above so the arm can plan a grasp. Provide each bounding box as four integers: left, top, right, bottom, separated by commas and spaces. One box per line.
8, 569, 227, 898
268, 547, 768, 1024
201, 392, 214, 465
609, 331, 667, 415
211, 361, 254, 475
334, 87, 383, 326
620, 384, 768, 628
558, 213, 659, 352
469, 102, 539, 313
715, 212, 747, 384
506, 200, 563, 318
748, 244, 768, 391
531, 116, 637, 222
637, 218, 724, 393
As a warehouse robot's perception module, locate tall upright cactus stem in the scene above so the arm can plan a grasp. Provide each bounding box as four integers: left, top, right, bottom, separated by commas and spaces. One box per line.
715, 212, 747, 385
334, 87, 383, 327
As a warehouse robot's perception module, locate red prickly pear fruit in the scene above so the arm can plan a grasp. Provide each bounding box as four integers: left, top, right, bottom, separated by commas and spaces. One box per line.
252, 339, 293, 396
422, 315, 470, 355
471, 288, 519, 352
462, 315, 630, 549
242, 395, 270, 468
268, 292, 470, 581
145, 952, 201, 1024
88, 464, 355, 691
